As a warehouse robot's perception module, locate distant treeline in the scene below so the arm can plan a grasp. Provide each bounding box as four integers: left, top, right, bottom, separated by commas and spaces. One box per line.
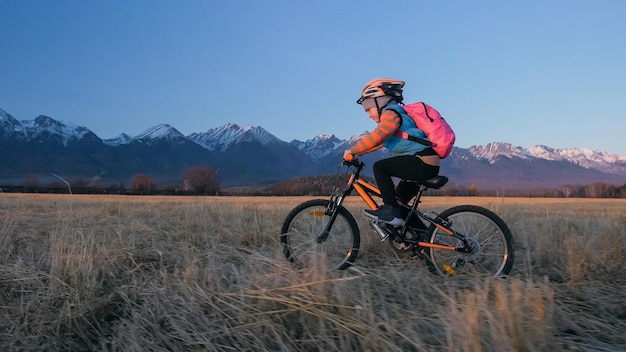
265, 176, 626, 198
0, 185, 205, 196
3, 177, 625, 198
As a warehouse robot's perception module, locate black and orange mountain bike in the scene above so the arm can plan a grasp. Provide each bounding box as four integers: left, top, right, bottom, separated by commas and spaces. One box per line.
280, 158, 514, 277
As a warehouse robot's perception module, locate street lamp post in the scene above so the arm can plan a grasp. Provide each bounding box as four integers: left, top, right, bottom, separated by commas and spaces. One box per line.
50, 173, 72, 194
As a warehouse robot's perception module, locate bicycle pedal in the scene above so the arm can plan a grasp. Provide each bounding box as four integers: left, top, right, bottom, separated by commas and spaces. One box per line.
368, 218, 403, 228
367, 218, 391, 241
367, 218, 384, 225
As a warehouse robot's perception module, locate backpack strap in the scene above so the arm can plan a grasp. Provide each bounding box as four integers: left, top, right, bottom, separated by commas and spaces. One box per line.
395, 131, 433, 147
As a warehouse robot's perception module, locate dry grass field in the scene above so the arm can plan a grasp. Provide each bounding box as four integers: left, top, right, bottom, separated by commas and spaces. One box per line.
1, 194, 625, 351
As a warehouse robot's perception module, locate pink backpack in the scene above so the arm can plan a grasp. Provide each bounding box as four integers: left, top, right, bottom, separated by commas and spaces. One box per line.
389, 102, 456, 158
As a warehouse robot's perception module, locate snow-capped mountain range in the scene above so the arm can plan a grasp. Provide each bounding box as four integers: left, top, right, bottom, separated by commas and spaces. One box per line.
186, 123, 281, 152
0, 113, 96, 146
468, 143, 626, 174
1, 107, 625, 189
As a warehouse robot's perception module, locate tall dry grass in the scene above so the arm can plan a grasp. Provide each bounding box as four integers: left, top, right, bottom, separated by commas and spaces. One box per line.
0, 194, 625, 351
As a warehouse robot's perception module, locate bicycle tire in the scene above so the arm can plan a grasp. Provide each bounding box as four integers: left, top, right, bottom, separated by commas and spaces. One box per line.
427, 205, 514, 277
280, 199, 360, 270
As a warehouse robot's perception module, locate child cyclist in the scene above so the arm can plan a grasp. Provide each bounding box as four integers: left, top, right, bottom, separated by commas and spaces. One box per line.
343, 78, 440, 226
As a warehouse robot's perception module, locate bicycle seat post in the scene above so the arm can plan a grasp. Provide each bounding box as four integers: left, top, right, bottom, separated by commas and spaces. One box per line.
410, 184, 427, 211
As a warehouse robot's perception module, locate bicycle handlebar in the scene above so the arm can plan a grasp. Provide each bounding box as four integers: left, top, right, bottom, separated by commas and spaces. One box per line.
341, 157, 364, 168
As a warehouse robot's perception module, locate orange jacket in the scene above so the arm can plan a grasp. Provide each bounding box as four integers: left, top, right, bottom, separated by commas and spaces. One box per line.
348, 110, 401, 155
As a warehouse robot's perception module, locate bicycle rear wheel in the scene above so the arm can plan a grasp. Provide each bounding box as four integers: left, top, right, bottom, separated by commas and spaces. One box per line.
427, 205, 514, 277
280, 199, 360, 270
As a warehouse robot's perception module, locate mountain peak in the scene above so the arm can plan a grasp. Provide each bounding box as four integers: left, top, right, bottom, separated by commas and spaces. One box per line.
314, 134, 338, 141
469, 142, 530, 162
290, 133, 346, 161
14, 115, 95, 145
0, 108, 15, 120
34, 115, 65, 127
222, 123, 241, 130
103, 133, 133, 146
135, 124, 185, 142
0, 109, 23, 133
188, 123, 280, 152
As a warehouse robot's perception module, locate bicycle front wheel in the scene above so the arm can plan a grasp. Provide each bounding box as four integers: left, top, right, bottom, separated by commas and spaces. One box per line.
280, 199, 360, 270
428, 205, 514, 277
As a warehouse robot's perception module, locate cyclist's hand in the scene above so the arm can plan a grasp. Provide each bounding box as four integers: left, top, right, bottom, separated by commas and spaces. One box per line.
343, 149, 354, 161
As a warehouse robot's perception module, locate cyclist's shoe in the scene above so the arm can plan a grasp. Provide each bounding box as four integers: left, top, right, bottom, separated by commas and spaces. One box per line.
363, 205, 405, 226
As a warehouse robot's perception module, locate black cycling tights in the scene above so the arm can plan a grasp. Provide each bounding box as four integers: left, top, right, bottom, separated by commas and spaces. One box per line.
372, 155, 439, 206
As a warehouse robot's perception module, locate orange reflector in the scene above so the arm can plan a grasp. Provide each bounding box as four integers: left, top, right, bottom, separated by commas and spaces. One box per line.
442, 263, 457, 276
309, 211, 326, 216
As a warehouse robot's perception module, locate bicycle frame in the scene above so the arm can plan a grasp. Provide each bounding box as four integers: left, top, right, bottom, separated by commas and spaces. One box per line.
329, 159, 466, 253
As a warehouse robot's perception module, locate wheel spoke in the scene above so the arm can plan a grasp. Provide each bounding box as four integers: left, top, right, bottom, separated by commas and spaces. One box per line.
428, 205, 514, 277
281, 200, 360, 270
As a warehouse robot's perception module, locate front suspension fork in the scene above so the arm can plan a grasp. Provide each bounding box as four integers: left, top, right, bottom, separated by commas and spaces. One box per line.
316, 196, 343, 243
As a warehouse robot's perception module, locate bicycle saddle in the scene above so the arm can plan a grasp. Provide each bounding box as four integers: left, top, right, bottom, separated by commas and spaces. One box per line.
417, 175, 449, 189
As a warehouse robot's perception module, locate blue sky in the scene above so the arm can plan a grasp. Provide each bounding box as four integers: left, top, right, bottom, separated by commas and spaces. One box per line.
2, 1, 625, 155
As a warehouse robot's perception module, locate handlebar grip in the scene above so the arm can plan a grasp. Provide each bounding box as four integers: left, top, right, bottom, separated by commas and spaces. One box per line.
341, 157, 363, 168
